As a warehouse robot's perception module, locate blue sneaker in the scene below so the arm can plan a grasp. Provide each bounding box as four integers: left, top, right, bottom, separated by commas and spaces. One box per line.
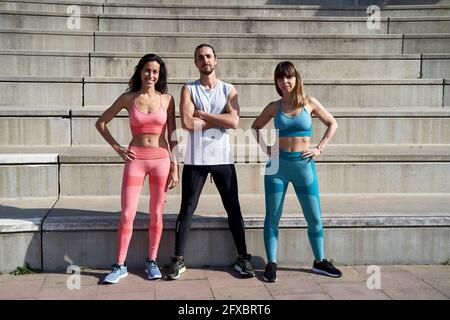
103, 264, 128, 284
145, 259, 162, 280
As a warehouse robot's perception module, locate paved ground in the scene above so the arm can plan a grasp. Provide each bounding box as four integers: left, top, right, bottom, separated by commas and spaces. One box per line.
0, 264, 449, 300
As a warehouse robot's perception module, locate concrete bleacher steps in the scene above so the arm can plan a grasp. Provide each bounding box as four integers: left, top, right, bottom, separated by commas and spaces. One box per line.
2, 1, 450, 17
2, 51, 450, 79
3, 29, 450, 54
1, 194, 449, 271
0, 51, 433, 79
1, 77, 448, 108
1, 0, 449, 272
2, 146, 450, 197
2, 109, 450, 146
2, 10, 450, 34
0, 198, 55, 273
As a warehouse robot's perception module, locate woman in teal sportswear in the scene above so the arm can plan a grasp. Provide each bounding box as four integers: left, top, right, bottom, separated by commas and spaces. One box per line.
251, 61, 342, 282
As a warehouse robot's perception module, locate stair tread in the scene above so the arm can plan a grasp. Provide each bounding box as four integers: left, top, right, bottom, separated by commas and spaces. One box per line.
1, 194, 449, 232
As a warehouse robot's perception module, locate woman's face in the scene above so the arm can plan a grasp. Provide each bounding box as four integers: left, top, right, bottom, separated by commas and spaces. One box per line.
140, 61, 160, 89
276, 75, 296, 95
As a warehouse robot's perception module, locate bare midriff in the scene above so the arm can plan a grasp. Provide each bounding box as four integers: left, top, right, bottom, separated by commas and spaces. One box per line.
279, 136, 310, 152
129, 133, 168, 149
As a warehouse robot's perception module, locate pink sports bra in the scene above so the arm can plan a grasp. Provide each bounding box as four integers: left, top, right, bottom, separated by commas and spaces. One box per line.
129, 95, 167, 136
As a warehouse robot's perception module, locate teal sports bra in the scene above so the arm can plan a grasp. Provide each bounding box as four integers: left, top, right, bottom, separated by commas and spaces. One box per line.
274, 101, 312, 137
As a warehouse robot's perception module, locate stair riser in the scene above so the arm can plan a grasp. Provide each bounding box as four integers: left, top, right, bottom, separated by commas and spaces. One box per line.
2, 12, 448, 34
0, 13, 98, 31
1, 116, 449, 146
0, 165, 58, 198
91, 56, 421, 79
37, 227, 450, 272
1, 81, 443, 108
58, 162, 450, 196
2, 2, 450, 17
3, 54, 450, 81
71, 117, 450, 146
3, 31, 447, 55
0, 32, 93, 52
0, 232, 41, 273
0, 54, 90, 77
0, 1, 102, 14
1, 54, 424, 79
95, 35, 403, 54
103, 7, 450, 18
85, 82, 444, 109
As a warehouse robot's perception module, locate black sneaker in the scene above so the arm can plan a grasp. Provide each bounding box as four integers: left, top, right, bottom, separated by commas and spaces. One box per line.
312, 259, 343, 278
263, 262, 277, 282
233, 254, 255, 278
166, 256, 186, 280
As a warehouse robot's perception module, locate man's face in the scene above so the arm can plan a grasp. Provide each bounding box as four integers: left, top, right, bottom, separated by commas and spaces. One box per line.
195, 46, 217, 75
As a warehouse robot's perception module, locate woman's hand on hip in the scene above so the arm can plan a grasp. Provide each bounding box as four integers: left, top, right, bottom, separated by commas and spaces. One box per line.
117, 146, 136, 162
302, 146, 322, 159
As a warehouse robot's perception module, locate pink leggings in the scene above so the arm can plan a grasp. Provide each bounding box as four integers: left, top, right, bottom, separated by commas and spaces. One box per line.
117, 146, 171, 263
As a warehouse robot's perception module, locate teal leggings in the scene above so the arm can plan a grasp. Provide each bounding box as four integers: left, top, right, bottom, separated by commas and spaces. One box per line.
264, 150, 324, 263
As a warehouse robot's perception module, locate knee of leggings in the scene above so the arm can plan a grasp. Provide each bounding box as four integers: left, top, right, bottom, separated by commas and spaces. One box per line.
119, 213, 134, 227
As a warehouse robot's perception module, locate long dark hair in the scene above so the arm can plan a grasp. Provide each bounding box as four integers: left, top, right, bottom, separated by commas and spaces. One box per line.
127, 53, 167, 93
274, 61, 307, 109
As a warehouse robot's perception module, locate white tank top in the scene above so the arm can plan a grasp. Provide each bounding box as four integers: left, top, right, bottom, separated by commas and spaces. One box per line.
184, 79, 234, 165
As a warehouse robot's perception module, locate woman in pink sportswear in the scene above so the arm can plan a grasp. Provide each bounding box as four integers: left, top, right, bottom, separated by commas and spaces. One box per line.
96, 54, 179, 283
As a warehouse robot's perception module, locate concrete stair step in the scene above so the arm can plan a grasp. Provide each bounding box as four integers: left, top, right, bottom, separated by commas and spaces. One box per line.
3, 1, 450, 17
0, 29, 93, 52
0, 50, 432, 79
2, 50, 450, 79
3, 29, 450, 54
0, 50, 90, 77
0, 10, 98, 32
102, 3, 450, 17
89, 52, 450, 79
93, 32, 450, 55
2, 192, 449, 232
0, 197, 56, 272
41, 193, 450, 231
79, 77, 450, 109
1, 193, 448, 270
1, 145, 450, 198
0, 149, 60, 199
0, 0, 104, 14
99, 15, 450, 35
2, 107, 450, 146
5, 0, 450, 5
101, 0, 450, 5
1, 76, 447, 108
9, 10, 450, 35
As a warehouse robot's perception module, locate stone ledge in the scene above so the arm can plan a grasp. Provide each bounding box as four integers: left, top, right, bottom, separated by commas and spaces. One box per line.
0, 154, 58, 164
0, 197, 58, 232
35, 193, 450, 231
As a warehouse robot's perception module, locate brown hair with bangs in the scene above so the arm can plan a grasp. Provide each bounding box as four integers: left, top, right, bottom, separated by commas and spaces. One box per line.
274, 61, 307, 109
